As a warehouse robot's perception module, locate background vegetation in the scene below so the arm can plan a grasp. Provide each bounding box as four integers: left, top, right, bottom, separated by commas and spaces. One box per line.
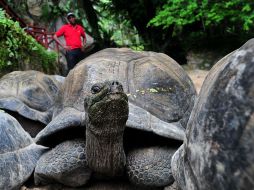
38, 0, 254, 63
0, 8, 57, 75
2, 0, 254, 68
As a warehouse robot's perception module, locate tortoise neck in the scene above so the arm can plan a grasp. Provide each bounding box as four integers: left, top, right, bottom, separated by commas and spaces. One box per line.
85, 124, 126, 177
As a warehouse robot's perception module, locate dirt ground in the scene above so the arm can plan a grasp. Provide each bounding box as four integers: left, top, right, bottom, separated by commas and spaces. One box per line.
186, 69, 209, 94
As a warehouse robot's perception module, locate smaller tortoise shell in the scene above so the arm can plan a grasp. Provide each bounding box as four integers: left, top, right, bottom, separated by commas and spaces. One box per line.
0, 71, 64, 124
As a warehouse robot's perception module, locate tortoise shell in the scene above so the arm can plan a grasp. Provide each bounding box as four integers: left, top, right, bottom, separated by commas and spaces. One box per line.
0, 111, 47, 189
0, 70, 64, 124
62, 48, 196, 128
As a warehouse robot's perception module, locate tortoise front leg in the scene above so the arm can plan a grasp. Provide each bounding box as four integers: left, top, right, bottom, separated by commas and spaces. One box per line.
126, 147, 176, 187
34, 139, 91, 187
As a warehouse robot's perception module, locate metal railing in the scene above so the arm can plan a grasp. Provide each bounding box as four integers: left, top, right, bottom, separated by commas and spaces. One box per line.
0, 0, 59, 51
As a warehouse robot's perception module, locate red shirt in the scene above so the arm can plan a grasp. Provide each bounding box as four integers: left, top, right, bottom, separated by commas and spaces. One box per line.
55, 24, 86, 49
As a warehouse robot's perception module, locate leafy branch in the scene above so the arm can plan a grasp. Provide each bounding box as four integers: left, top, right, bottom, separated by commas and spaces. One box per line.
0, 9, 57, 72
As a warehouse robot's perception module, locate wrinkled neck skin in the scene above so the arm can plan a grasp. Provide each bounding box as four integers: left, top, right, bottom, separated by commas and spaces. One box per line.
86, 120, 126, 177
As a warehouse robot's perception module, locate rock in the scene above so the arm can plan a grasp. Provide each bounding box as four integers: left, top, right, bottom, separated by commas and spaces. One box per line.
27, 0, 44, 17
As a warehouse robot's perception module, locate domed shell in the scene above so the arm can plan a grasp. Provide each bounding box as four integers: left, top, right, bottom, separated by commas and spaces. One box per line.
62, 48, 196, 128
0, 111, 47, 189
0, 111, 32, 153
0, 71, 64, 124
172, 39, 254, 190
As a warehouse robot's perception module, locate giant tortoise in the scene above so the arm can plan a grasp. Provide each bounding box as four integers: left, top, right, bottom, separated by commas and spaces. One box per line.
171, 39, 254, 190
0, 71, 64, 137
33, 48, 196, 188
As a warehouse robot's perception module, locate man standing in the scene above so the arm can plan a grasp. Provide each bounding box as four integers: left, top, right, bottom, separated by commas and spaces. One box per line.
53, 12, 86, 72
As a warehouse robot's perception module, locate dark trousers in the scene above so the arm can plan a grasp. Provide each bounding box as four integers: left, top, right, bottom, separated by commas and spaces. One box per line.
66, 48, 84, 71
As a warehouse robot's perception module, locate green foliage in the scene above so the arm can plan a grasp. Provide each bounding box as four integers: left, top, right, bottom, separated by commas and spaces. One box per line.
95, 0, 144, 50
94, 0, 144, 50
148, 0, 254, 35
148, 0, 197, 27
0, 9, 57, 72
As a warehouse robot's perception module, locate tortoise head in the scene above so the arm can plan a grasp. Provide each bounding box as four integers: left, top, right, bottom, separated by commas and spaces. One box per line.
84, 80, 129, 177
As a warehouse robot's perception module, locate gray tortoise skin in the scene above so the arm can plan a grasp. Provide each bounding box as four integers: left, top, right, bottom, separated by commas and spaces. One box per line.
171, 39, 254, 190
34, 139, 90, 187
127, 147, 175, 186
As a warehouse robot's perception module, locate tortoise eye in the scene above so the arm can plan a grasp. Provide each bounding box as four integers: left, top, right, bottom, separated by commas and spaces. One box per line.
91, 85, 101, 94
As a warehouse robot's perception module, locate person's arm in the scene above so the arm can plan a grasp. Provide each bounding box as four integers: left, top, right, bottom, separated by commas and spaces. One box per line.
83, 35, 86, 46
53, 26, 71, 51
81, 27, 87, 50
53, 34, 71, 51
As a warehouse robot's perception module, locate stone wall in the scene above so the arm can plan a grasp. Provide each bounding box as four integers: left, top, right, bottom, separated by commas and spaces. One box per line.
186, 50, 227, 70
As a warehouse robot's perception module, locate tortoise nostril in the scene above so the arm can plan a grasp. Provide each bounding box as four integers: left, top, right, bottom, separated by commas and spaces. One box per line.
110, 80, 123, 92
112, 81, 119, 86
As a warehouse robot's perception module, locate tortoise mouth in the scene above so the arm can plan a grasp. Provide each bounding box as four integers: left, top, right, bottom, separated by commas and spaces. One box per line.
94, 92, 128, 106
107, 92, 128, 100
90, 91, 128, 104
104, 93, 128, 106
